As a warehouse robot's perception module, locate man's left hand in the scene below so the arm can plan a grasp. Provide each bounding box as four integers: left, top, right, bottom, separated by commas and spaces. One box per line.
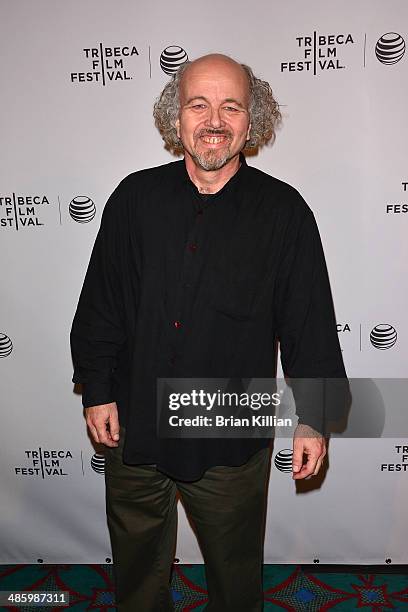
292, 424, 326, 480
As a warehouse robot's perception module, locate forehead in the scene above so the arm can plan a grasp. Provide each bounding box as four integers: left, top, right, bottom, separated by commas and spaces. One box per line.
180, 61, 249, 103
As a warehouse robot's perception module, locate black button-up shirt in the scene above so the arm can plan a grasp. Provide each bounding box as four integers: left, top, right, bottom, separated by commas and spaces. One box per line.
70, 153, 346, 481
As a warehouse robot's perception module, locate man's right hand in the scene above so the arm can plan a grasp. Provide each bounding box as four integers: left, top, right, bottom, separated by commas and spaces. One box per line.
85, 402, 120, 447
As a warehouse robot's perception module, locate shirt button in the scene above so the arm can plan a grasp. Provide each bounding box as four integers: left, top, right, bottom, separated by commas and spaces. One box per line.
197, 209, 204, 216
174, 320, 182, 329
188, 243, 198, 252
169, 355, 176, 365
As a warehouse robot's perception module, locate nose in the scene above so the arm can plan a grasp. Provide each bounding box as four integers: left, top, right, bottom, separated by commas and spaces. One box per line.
206, 106, 224, 129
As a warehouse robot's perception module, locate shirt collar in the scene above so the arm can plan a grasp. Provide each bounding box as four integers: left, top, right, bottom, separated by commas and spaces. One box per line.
179, 152, 248, 200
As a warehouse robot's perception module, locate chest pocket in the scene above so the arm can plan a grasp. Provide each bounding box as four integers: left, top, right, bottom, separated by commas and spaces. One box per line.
209, 232, 269, 320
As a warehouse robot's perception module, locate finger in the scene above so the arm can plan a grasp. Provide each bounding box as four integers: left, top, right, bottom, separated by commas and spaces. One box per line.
109, 413, 120, 442
292, 439, 305, 474
96, 421, 117, 447
86, 407, 118, 447
293, 451, 319, 480
89, 416, 114, 447
313, 454, 325, 476
87, 422, 100, 444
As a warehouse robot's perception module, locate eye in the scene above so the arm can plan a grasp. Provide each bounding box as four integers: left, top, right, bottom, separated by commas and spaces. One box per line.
224, 106, 240, 112
191, 104, 207, 110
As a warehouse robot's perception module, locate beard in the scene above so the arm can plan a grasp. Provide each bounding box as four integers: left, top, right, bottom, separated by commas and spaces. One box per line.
191, 130, 233, 171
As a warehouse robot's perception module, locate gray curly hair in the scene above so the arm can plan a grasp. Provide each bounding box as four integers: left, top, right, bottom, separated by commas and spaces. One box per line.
153, 60, 281, 152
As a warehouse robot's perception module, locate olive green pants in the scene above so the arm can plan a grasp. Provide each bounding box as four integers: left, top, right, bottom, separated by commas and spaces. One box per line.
105, 431, 270, 612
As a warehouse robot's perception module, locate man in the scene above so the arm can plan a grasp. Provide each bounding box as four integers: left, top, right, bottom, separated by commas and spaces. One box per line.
70, 54, 346, 611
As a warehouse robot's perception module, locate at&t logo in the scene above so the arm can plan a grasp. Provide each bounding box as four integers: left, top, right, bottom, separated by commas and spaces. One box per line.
370, 324, 397, 350
91, 453, 105, 474
160, 46, 189, 75
274, 449, 293, 473
69, 196, 96, 223
375, 33, 405, 65
0, 333, 13, 357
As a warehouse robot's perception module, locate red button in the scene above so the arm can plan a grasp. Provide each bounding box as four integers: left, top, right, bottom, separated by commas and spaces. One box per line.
174, 321, 182, 329
197, 209, 204, 216
188, 243, 198, 252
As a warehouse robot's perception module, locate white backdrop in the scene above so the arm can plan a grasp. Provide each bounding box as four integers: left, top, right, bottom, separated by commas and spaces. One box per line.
1, 0, 407, 564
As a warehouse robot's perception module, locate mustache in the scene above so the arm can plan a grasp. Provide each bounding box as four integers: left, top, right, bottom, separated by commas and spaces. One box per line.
197, 129, 232, 138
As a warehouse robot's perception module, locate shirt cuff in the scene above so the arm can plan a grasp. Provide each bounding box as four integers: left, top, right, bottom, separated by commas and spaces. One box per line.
293, 377, 350, 434
81, 382, 115, 409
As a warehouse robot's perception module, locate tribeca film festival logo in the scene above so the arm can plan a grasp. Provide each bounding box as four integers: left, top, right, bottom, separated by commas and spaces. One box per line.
370, 324, 397, 350
14, 448, 74, 478
0, 193, 96, 229
337, 322, 351, 349
0, 193, 53, 230
70, 44, 140, 85
342, 323, 397, 351
280, 32, 355, 74
386, 182, 408, 214
381, 445, 408, 472
375, 32, 405, 65
159, 46, 189, 75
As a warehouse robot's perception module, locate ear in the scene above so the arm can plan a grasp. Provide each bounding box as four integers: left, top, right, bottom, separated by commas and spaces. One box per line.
246, 122, 252, 141
175, 118, 181, 138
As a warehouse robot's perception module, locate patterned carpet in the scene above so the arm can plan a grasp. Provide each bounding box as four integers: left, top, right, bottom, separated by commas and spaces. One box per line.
0, 563, 408, 611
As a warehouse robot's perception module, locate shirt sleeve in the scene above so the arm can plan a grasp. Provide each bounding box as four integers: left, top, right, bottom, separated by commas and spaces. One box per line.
275, 201, 349, 433
70, 179, 129, 409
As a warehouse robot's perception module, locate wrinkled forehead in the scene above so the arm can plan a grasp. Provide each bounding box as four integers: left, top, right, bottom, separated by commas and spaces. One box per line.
179, 60, 250, 105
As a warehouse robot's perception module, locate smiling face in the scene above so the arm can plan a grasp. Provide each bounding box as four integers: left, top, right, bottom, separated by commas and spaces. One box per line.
175, 56, 252, 171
